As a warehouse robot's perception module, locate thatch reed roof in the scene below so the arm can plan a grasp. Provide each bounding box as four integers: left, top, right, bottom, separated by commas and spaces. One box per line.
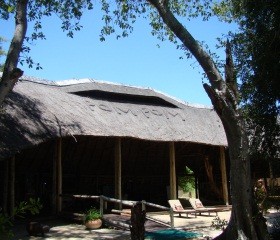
0, 76, 227, 158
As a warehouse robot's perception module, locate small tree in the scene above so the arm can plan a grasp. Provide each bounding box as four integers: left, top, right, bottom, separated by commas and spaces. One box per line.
178, 166, 195, 197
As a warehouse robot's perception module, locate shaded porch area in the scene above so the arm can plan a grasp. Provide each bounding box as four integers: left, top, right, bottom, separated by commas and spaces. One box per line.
0, 135, 230, 218
11, 210, 232, 240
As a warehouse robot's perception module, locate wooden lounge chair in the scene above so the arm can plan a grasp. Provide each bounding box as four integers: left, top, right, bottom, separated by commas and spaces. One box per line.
168, 200, 197, 218
188, 198, 231, 216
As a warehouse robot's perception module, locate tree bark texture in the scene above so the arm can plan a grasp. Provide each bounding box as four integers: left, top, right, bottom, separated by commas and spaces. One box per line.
0, 0, 28, 106
148, 1, 268, 239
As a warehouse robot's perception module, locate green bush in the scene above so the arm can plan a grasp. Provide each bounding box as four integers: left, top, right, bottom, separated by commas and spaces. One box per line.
0, 198, 42, 239
178, 166, 195, 193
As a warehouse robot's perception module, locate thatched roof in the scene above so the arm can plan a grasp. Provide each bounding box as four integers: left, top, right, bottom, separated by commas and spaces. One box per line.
0, 76, 227, 158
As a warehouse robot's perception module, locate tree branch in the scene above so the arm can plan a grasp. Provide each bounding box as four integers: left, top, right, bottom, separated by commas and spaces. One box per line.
148, 0, 225, 91
225, 40, 239, 110
0, 0, 28, 106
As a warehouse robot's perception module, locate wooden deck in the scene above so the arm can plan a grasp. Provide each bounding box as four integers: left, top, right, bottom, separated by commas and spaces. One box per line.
11, 211, 232, 239
58, 195, 231, 239
106, 210, 231, 230
103, 213, 169, 232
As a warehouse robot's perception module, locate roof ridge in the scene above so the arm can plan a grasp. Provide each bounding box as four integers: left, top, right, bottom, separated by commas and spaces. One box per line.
2, 73, 212, 109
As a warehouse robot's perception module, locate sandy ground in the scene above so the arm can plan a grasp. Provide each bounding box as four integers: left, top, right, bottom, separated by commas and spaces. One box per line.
11, 210, 280, 239
12, 211, 231, 240
12, 223, 222, 240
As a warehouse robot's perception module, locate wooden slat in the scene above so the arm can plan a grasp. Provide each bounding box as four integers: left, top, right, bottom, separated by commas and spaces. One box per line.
101, 195, 135, 206
52, 140, 57, 214
55, 138, 62, 213
146, 216, 171, 228
114, 138, 122, 209
102, 214, 130, 230
143, 201, 169, 211
111, 209, 131, 216
61, 194, 100, 199
169, 142, 176, 199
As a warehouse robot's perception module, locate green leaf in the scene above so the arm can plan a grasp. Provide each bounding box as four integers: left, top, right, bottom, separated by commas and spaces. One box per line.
7, 6, 15, 13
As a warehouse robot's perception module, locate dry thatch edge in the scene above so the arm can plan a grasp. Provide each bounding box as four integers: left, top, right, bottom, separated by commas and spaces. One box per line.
0, 75, 228, 158
20, 75, 212, 110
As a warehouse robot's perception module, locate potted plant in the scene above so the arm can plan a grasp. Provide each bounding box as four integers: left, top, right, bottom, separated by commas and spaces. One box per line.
84, 207, 102, 229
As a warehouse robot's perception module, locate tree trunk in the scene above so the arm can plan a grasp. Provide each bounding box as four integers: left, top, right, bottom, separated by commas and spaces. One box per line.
0, 0, 28, 106
204, 83, 268, 240
148, 1, 268, 239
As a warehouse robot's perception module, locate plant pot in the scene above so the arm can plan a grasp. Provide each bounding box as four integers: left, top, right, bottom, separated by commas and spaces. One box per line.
85, 219, 102, 229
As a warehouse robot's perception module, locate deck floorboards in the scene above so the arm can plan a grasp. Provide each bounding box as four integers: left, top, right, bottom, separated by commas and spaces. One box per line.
103, 213, 170, 232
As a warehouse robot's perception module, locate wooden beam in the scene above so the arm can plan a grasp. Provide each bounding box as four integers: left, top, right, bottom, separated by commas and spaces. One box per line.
169, 142, 177, 199
52, 140, 57, 214
195, 175, 199, 199
220, 146, 229, 205
114, 138, 122, 209
57, 138, 62, 213
9, 156, 15, 219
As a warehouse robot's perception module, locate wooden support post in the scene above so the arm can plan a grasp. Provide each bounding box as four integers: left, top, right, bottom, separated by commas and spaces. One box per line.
57, 138, 62, 213
130, 202, 146, 240
3, 159, 9, 215
52, 140, 57, 214
195, 175, 199, 199
114, 138, 122, 209
141, 200, 146, 211
9, 156, 15, 219
220, 146, 229, 205
100, 196, 104, 217
170, 208, 174, 229
53, 138, 62, 214
169, 142, 177, 200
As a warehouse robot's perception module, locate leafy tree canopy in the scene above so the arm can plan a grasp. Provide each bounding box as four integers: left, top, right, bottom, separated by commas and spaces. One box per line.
1, 0, 223, 70
236, 1, 279, 160
0, 0, 95, 69
0, 36, 6, 71
215, 0, 280, 176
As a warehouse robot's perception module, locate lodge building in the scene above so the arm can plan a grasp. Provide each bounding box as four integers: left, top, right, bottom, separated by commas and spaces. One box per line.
0, 76, 229, 215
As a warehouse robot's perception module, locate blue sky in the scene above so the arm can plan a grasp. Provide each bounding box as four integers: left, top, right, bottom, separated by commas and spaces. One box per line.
1, 6, 236, 106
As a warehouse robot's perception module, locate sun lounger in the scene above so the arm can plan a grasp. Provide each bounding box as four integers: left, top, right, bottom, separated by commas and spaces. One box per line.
168, 200, 197, 218
188, 198, 231, 216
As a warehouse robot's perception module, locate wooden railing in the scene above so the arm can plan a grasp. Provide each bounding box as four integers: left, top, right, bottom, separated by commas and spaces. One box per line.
60, 194, 175, 228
